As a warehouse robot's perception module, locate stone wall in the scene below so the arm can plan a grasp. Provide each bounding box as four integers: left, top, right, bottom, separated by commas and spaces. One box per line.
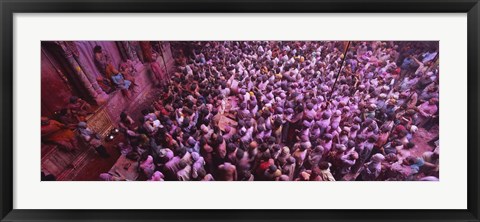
41, 41, 176, 180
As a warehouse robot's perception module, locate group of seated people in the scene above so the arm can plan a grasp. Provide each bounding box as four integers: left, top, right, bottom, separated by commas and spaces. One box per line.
41, 95, 112, 159
41, 96, 93, 151
93, 45, 138, 97
98, 41, 439, 181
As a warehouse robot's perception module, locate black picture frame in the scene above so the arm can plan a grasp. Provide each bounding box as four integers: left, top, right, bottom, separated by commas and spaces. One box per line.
1, 0, 479, 221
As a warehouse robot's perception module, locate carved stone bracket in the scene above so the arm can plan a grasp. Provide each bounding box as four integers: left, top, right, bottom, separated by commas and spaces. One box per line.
55, 41, 108, 105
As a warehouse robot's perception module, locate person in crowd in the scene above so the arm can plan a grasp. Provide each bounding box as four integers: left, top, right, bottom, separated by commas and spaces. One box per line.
41, 116, 77, 151
94, 45, 135, 97
93, 45, 116, 93
67, 96, 93, 122
77, 121, 110, 158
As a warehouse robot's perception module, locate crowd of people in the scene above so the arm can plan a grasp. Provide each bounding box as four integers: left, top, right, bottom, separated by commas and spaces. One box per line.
101, 41, 439, 181
43, 41, 440, 181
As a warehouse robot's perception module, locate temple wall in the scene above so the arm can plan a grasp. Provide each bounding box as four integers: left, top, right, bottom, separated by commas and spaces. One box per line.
41, 48, 76, 116
41, 41, 176, 180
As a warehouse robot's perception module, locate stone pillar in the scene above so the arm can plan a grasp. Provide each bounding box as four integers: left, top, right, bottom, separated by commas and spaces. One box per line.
70, 42, 109, 104
55, 41, 108, 105
129, 41, 145, 63
119, 41, 143, 72
116, 41, 129, 61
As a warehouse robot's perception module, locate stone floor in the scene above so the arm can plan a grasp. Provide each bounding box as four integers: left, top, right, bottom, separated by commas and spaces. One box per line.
411, 125, 439, 157
70, 135, 124, 181
70, 88, 164, 181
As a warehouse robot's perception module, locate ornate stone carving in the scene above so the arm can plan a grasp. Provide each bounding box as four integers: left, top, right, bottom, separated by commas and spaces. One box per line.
54, 41, 108, 105
86, 107, 114, 138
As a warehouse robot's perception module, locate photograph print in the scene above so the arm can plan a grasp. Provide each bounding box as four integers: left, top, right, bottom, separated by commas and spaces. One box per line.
40, 41, 439, 181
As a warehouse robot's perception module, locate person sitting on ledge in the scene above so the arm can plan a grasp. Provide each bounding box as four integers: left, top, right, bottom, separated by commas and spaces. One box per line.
77, 121, 110, 158
93, 45, 116, 93
111, 72, 133, 98
67, 96, 93, 122
41, 116, 78, 152
93, 46, 135, 98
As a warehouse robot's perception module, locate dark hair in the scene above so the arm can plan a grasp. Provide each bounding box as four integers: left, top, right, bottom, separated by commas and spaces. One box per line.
139, 152, 149, 162
69, 96, 78, 103
126, 151, 140, 161
120, 112, 127, 121
235, 149, 244, 159
175, 146, 187, 157
268, 165, 277, 172
262, 152, 271, 161
259, 143, 268, 152
405, 142, 415, 149
93, 45, 102, 53
197, 168, 206, 179
286, 156, 295, 164
59, 108, 68, 115
227, 143, 237, 153
319, 161, 330, 170
178, 160, 187, 169
368, 135, 378, 143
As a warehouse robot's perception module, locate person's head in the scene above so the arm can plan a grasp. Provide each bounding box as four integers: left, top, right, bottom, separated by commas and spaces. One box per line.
93, 45, 102, 54
349, 152, 359, 160
306, 103, 314, 110
381, 126, 390, 133
139, 152, 150, 162
287, 156, 295, 164
175, 146, 187, 157
77, 121, 87, 129
371, 153, 385, 163
405, 142, 415, 150
385, 153, 398, 162
215, 135, 224, 145
318, 161, 330, 170
368, 135, 378, 143
259, 143, 269, 152
353, 117, 362, 124
323, 134, 333, 141
249, 141, 258, 150
41, 116, 50, 126
120, 112, 127, 121
197, 168, 207, 179
278, 146, 288, 154
235, 148, 245, 159
227, 143, 237, 153
300, 143, 308, 151
268, 165, 277, 173
141, 109, 150, 116
405, 156, 417, 165
178, 160, 187, 169
367, 123, 376, 132
271, 144, 281, 152
69, 96, 78, 104
267, 136, 276, 145
261, 152, 271, 161
398, 129, 408, 138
